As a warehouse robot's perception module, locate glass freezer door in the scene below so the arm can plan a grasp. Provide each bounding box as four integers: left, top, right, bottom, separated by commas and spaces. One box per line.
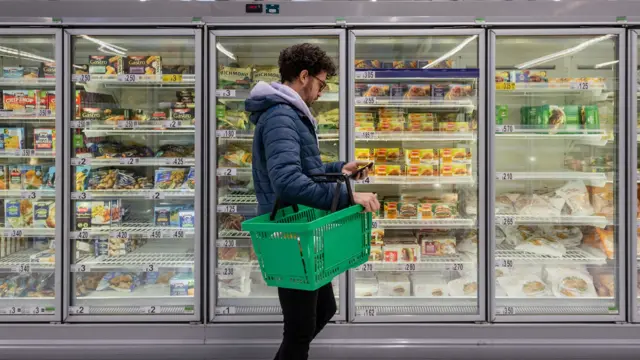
349, 30, 485, 321
65, 30, 201, 321
0, 30, 61, 321
491, 29, 625, 321
211, 30, 346, 321
632, 29, 639, 322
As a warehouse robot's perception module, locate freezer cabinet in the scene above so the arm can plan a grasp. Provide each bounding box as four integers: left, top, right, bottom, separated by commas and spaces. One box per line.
348, 29, 486, 322
0, 29, 62, 322
630, 29, 640, 323
490, 29, 625, 322
64, 29, 202, 322
210, 29, 347, 322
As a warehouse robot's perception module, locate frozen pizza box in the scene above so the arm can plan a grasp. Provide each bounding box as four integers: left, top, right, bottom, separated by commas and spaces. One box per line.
2, 90, 37, 113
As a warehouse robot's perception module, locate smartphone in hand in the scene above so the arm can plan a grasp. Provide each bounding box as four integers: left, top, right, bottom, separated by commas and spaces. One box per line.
350, 162, 374, 179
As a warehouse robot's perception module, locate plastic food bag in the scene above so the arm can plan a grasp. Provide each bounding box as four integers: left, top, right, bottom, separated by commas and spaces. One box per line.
515, 234, 566, 257
547, 268, 598, 298
411, 274, 448, 297
456, 230, 477, 254
595, 227, 615, 259
447, 276, 477, 297
498, 225, 524, 246
541, 225, 583, 248
588, 184, 614, 218
514, 194, 564, 217
497, 274, 550, 297
218, 266, 250, 298
495, 193, 519, 214
556, 181, 594, 216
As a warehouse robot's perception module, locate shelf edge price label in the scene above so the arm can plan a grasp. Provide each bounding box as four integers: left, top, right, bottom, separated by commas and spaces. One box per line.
71, 192, 91, 200
355, 97, 376, 105
358, 307, 377, 317
216, 168, 237, 176
498, 306, 515, 316
70, 120, 91, 129
496, 125, 516, 133
12, 264, 30, 273
70, 306, 89, 315
168, 229, 185, 238
15, 149, 35, 157
570, 81, 589, 90
146, 191, 166, 200
496, 172, 514, 181
216, 239, 237, 248
217, 205, 238, 213
496, 82, 516, 91
142, 264, 156, 272
120, 157, 140, 165
73, 74, 91, 82
37, 109, 51, 117
4, 229, 23, 237
147, 230, 162, 239
72, 264, 90, 273
497, 259, 514, 268
215, 89, 236, 98
20, 191, 38, 200
118, 120, 139, 129
165, 157, 185, 166
403, 263, 416, 271
498, 216, 516, 227
446, 263, 464, 271
110, 231, 130, 239
141, 305, 158, 314
355, 71, 376, 80
371, 220, 379, 229
216, 130, 237, 138
162, 74, 183, 83
217, 267, 235, 276
163, 120, 182, 128
356, 176, 372, 184
117, 74, 137, 83
215, 306, 236, 315
358, 263, 374, 272
355, 131, 376, 140
71, 158, 92, 166
73, 230, 90, 240
4, 306, 22, 315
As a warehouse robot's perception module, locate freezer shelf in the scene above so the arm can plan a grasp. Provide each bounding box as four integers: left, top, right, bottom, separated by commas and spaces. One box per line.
354, 131, 475, 142
0, 190, 55, 199
0, 78, 56, 87
356, 296, 477, 317
355, 98, 474, 110
0, 149, 54, 158
72, 73, 195, 87
495, 297, 616, 316
71, 189, 195, 200
355, 254, 470, 272
495, 171, 607, 186
70, 224, 194, 239
0, 248, 55, 273
216, 130, 338, 142
496, 244, 607, 266
495, 214, 609, 228
70, 157, 195, 167
376, 218, 475, 229
216, 89, 338, 102
354, 68, 479, 81
357, 176, 474, 185
72, 253, 194, 273
0, 301, 55, 316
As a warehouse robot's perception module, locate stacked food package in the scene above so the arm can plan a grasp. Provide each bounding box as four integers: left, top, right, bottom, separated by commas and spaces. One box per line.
356, 109, 474, 133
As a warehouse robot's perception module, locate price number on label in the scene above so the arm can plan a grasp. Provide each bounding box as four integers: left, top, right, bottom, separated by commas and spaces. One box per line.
371, 220, 379, 229
359, 308, 377, 317
162, 74, 183, 83
71, 158, 91, 166
13, 264, 30, 273
215, 89, 236, 97
499, 306, 515, 315
356, 71, 376, 80
166, 158, 185, 165
110, 231, 130, 239
218, 267, 235, 276
217, 205, 238, 213
147, 191, 165, 200
216, 130, 237, 138
497, 259, 514, 268
356, 176, 372, 184
71, 192, 91, 200
571, 81, 589, 90
37, 109, 51, 117
497, 125, 516, 133
356, 97, 376, 105
355, 131, 376, 140
70, 306, 88, 314
8, 306, 22, 314
171, 230, 185, 238
28, 307, 46, 315
5, 230, 23, 237
496, 82, 516, 91
21, 191, 37, 200
499, 216, 516, 226
75, 74, 91, 82
164, 120, 182, 128
359, 263, 374, 272
120, 157, 140, 165
118, 74, 137, 83
75, 230, 90, 240
143, 264, 156, 272
70, 120, 91, 129
404, 263, 416, 271
141, 306, 157, 314
73, 264, 90, 272
147, 230, 162, 239
118, 120, 139, 129
497, 172, 514, 181
15, 149, 35, 157
447, 263, 464, 271
217, 239, 237, 248
215, 306, 236, 315
216, 168, 237, 176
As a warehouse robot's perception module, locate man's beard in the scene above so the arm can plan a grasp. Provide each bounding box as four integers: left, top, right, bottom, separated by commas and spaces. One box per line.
301, 83, 314, 106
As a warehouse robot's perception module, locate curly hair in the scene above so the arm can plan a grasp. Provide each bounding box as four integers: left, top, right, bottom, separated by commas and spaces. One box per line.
278, 43, 337, 83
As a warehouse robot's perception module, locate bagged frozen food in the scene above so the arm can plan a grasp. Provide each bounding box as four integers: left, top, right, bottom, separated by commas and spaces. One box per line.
456, 230, 477, 254
588, 183, 614, 218
515, 234, 566, 257
514, 194, 564, 217
547, 268, 597, 298
218, 266, 250, 297
497, 225, 524, 246
355, 277, 379, 297
595, 227, 615, 259
411, 274, 448, 297
580, 228, 608, 259
377, 273, 410, 297
495, 226, 506, 245
460, 188, 478, 216
97, 272, 140, 292
497, 274, 550, 297
218, 65, 252, 89
495, 193, 519, 214
541, 225, 582, 248
593, 272, 615, 297
556, 181, 594, 216
447, 276, 477, 297
252, 66, 279, 84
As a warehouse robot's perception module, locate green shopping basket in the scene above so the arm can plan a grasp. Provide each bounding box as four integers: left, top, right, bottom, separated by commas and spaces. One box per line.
242, 173, 371, 291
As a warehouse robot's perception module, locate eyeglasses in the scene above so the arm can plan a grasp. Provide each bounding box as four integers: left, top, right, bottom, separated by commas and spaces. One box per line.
310, 75, 327, 93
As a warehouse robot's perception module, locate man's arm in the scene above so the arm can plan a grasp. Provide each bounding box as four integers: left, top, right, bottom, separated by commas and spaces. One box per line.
323, 161, 346, 174
263, 112, 348, 210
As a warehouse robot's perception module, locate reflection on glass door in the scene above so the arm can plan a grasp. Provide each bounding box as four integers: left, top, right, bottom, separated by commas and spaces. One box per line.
350, 30, 484, 321
0, 31, 60, 320
211, 30, 345, 321
66, 30, 200, 320
492, 30, 623, 320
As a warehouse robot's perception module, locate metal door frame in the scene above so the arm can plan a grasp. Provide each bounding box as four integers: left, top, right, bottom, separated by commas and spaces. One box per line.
63, 28, 202, 323
208, 28, 347, 323
348, 28, 486, 323
629, 29, 638, 323
489, 28, 626, 323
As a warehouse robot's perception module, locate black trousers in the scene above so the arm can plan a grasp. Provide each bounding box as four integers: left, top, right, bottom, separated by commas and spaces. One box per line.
274, 282, 337, 360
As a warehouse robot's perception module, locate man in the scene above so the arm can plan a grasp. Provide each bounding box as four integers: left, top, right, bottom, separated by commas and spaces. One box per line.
245, 43, 380, 360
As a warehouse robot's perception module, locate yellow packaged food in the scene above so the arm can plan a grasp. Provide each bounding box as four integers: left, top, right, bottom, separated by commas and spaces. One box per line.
355, 120, 375, 132
404, 84, 431, 98
355, 148, 371, 161
378, 108, 405, 117
364, 84, 389, 97
406, 164, 438, 177
375, 164, 402, 176
355, 112, 375, 121
404, 149, 438, 164
417, 202, 434, 219
408, 119, 435, 132
450, 163, 471, 176
373, 148, 400, 163
376, 118, 404, 132
407, 113, 435, 122
372, 229, 385, 246
440, 148, 472, 163
438, 121, 470, 133
384, 200, 398, 219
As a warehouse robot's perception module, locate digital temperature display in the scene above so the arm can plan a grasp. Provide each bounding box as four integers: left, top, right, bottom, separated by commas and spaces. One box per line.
245, 4, 263, 13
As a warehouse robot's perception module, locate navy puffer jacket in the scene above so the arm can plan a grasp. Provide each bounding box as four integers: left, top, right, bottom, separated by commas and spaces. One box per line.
246, 83, 348, 216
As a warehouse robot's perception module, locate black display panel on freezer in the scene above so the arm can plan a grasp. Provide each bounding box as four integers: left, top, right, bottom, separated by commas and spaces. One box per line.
210, 30, 346, 321
64, 29, 201, 321
0, 29, 62, 322
348, 30, 486, 322
490, 29, 625, 321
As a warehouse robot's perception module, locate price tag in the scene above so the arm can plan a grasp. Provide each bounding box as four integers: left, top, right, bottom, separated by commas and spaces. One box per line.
355, 71, 376, 80
216, 130, 237, 138
496, 125, 516, 133
73, 74, 91, 82
497, 259, 514, 268
499, 216, 516, 227
37, 109, 51, 117
217, 205, 238, 213
118, 120, 139, 129
165, 158, 185, 166
498, 306, 515, 315
446, 263, 465, 271
215, 89, 236, 97
12, 264, 30, 273
497, 172, 514, 181
70, 120, 91, 129
15, 149, 35, 157
356, 177, 372, 184
119, 157, 140, 165
168, 229, 185, 238
109, 231, 130, 239
20, 191, 38, 200
147, 230, 163, 239
4, 229, 23, 237
358, 307, 377, 317
355, 131, 376, 139
73, 230, 90, 240
355, 97, 376, 105
215, 306, 237, 315
70, 158, 92, 166
216, 168, 237, 176
216, 239, 237, 248
69, 306, 89, 315
0, 110, 13, 117
71, 192, 91, 200
117, 74, 138, 83
146, 191, 166, 200
403, 263, 417, 271
217, 267, 235, 276
496, 82, 516, 91
142, 264, 157, 272
358, 263, 374, 272
72, 264, 90, 272
4, 306, 22, 315
140, 305, 158, 314
371, 220, 379, 229
162, 74, 183, 83
163, 120, 183, 128
570, 81, 589, 90
25, 306, 49, 315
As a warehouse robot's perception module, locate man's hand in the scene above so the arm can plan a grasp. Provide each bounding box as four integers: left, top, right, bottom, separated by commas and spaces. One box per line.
342, 161, 371, 180
353, 192, 380, 213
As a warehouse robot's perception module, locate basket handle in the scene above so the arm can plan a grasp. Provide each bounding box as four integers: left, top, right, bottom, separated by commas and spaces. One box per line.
269, 173, 355, 221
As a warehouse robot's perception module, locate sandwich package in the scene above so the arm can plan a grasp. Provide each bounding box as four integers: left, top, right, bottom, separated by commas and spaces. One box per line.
411, 274, 449, 297
218, 266, 250, 298
355, 276, 379, 297
515, 233, 566, 257
377, 273, 410, 297
447, 276, 478, 297
588, 183, 614, 218
556, 181, 594, 216
383, 242, 420, 263
545, 267, 598, 298
497, 274, 551, 297
420, 235, 456, 256
218, 65, 252, 89
456, 230, 478, 254
541, 225, 582, 248
514, 193, 564, 217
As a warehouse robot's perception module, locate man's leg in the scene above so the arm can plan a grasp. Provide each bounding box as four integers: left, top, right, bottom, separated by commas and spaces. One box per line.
314, 282, 337, 337
273, 287, 319, 360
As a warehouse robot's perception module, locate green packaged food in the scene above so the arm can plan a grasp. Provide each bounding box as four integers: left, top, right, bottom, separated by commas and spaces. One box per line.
495, 105, 508, 125
547, 105, 566, 133
562, 105, 580, 132
581, 105, 600, 130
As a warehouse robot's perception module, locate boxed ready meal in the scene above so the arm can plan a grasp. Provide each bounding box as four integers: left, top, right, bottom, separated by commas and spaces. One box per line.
369, 245, 383, 262
253, 66, 280, 84
75, 201, 91, 230
3, 128, 24, 149
441, 163, 472, 177
41, 62, 56, 78
355, 60, 383, 69
383, 243, 420, 263
364, 84, 389, 97
404, 149, 438, 165
420, 235, 456, 256
3, 67, 23, 78
2, 90, 37, 113
403, 84, 431, 99
125, 55, 161, 75
374, 164, 402, 176
373, 148, 400, 163
89, 55, 117, 75
33, 201, 55, 228
34, 128, 54, 150
406, 164, 438, 177
218, 65, 252, 89
440, 147, 472, 164
377, 118, 404, 132
355, 148, 371, 161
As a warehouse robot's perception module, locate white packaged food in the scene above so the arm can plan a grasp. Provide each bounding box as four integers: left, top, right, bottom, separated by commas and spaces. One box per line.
495, 226, 506, 245
355, 277, 379, 297
556, 181, 594, 216
218, 267, 250, 298
498, 225, 524, 246
461, 188, 478, 216
377, 273, 410, 297
447, 276, 478, 297
547, 268, 598, 298
456, 230, 477, 254
541, 225, 583, 248
515, 234, 566, 257
495, 282, 508, 297
411, 274, 449, 297
495, 193, 519, 214
542, 266, 589, 282
497, 274, 551, 297
514, 194, 564, 217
